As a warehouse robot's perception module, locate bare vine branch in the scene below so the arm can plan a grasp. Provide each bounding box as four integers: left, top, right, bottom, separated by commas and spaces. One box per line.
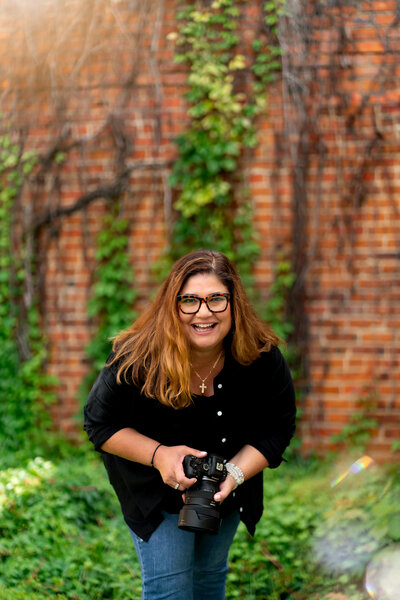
29, 159, 172, 234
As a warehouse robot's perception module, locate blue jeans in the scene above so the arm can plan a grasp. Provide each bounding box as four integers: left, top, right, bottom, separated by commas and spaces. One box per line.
129, 510, 240, 600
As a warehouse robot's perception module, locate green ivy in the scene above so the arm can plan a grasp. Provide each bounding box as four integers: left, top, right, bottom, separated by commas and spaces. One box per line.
165, 0, 300, 376
167, 0, 286, 289
330, 392, 379, 452
263, 259, 299, 371
2, 455, 397, 598
263, 259, 296, 342
82, 202, 137, 395
252, 1, 287, 91
0, 134, 56, 465
391, 438, 400, 453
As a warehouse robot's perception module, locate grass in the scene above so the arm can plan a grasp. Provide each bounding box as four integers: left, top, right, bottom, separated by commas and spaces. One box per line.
0, 446, 399, 599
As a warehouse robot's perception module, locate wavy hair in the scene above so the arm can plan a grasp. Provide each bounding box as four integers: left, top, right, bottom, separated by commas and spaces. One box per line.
109, 249, 281, 408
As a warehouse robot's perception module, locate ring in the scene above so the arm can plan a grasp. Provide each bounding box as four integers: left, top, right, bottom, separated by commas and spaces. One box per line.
174, 483, 180, 490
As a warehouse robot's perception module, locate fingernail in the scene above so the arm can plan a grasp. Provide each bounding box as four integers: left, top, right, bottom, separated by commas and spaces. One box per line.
215, 494, 221, 501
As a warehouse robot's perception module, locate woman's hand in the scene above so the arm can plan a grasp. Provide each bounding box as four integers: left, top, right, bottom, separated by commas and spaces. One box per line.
213, 475, 236, 503
153, 445, 207, 492
213, 444, 270, 503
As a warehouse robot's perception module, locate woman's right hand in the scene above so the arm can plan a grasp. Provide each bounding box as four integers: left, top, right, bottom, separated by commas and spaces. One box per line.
152, 445, 207, 492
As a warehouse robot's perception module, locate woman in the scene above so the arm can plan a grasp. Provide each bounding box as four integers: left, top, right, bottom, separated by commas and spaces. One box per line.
84, 249, 296, 600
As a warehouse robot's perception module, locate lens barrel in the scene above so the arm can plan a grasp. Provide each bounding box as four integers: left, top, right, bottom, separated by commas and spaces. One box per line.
178, 483, 221, 535
178, 454, 226, 535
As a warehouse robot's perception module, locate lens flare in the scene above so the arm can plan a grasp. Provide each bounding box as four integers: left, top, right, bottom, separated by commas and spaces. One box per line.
312, 455, 381, 577
365, 544, 400, 600
312, 518, 382, 577
330, 455, 374, 487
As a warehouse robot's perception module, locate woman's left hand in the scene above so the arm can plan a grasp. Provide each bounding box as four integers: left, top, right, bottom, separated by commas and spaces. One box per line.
213, 475, 236, 503
211, 445, 270, 504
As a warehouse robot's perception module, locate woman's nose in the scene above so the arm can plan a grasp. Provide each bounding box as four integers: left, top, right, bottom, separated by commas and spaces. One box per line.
197, 300, 213, 316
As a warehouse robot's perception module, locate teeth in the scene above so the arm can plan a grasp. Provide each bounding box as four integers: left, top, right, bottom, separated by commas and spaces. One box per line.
193, 323, 214, 329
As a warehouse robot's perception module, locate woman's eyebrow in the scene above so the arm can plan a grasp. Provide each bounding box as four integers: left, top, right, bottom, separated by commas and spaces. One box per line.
181, 292, 223, 297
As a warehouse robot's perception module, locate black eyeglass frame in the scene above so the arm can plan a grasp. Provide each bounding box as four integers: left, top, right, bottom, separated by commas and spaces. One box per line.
176, 292, 231, 314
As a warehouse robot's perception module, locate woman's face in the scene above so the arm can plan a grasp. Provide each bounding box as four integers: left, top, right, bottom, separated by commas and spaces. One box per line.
178, 273, 232, 355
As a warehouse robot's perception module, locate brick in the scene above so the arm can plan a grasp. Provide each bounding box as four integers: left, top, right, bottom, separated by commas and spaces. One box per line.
364, 1, 398, 9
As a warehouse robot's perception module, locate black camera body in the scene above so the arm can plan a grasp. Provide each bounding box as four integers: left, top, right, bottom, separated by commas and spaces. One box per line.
178, 454, 227, 535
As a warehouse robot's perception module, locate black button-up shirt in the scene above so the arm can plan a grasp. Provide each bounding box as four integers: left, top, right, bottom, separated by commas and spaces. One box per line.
83, 346, 296, 541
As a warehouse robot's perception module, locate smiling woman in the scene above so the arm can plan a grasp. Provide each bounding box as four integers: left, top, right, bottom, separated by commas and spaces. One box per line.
177, 274, 232, 371
106, 250, 281, 408
83, 249, 297, 600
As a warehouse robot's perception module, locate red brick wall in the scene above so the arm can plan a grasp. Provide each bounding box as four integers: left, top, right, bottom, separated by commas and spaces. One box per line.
1, 0, 399, 460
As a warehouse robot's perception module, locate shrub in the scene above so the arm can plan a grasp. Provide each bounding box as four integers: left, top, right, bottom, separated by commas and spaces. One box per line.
0, 452, 398, 599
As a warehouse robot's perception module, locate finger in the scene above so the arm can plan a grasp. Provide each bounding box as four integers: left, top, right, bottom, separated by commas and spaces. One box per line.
184, 448, 207, 458
214, 479, 234, 503
180, 476, 197, 489
177, 449, 207, 488
170, 476, 196, 491
171, 479, 187, 492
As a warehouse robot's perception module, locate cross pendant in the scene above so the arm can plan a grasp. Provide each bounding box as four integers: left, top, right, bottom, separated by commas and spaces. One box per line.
199, 381, 207, 394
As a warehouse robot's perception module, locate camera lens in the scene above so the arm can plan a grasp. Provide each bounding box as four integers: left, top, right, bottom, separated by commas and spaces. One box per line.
178, 454, 227, 535
178, 479, 221, 535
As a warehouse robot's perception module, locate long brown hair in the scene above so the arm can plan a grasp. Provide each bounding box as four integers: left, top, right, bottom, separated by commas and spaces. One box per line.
109, 249, 281, 408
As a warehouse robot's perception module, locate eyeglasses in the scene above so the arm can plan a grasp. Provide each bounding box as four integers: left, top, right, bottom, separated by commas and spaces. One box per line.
177, 293, 230, 314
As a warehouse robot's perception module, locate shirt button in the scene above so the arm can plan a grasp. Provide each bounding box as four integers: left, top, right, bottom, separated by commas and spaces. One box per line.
239, 507, 243, 513
232, 492, 236, 498
217, 411, 222, 416
221, 438, 227, 443
218, 384, 222, 389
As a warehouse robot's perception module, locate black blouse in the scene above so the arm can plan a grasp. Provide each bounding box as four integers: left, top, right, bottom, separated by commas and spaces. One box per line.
83, 346, 296, 541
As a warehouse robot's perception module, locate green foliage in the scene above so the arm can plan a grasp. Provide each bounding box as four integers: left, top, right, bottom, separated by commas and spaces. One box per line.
391, 438, 400, 452
263, 259, 296, 342
227, 459, 399, 600
162, 0, 297, 364
331, 392, 379, 453
262, 257, 301, 428
252, 1, 288, 94
311, 463, 400, 594
0, 454, 141, 600
166, 0, 285, 287
228, 470, 319, 598
0, 133, 57, 465
82, 202, 137, 395
1, 453, 398, 599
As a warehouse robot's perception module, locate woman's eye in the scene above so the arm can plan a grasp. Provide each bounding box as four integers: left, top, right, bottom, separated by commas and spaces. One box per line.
209, 296, 224, 305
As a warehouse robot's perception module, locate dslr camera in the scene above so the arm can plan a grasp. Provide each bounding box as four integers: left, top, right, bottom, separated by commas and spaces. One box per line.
178, 454, 227, 535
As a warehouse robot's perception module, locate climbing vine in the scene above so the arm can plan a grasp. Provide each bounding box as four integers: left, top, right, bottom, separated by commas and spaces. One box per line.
167, 0, 286, 290
331, 392, 379, 453
0, 1, 163, 436
263, 261, 294, 339
0, 133, 56, 463
82, 201, 138, 395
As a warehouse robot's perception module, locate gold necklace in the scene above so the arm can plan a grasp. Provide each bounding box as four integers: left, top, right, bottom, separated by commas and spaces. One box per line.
192, 351, 222, 395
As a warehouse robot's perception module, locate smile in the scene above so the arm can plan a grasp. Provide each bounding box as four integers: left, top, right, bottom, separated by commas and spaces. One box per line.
192, 323, 217, 332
